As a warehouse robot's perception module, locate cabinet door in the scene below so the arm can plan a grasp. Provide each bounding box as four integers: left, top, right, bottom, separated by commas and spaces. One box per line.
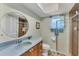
21, 50, 30, 56
72, 16, 78, 56
36, 43, 40, 56
40, 41, 43, 53
31, 46, 38, 56
37, 41, 43, 56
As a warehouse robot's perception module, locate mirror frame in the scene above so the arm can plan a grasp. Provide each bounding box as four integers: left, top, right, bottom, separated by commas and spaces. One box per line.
0, 12, 29, 38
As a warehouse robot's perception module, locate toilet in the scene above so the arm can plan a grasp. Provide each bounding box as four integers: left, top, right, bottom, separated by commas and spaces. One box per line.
42, 43, 50, 56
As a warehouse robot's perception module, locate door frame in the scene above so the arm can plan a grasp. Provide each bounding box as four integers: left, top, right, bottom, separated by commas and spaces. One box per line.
69, 16, 78, 56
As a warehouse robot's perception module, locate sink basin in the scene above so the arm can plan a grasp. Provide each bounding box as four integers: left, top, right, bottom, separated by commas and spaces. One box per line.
21, 41, 32, 46
16, 41, 32, 48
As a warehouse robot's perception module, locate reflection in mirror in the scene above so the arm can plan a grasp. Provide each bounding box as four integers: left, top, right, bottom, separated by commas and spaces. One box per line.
0, 12, 29, 38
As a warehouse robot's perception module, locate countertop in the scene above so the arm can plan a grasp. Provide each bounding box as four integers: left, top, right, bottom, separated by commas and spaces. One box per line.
0, 38, 42, 56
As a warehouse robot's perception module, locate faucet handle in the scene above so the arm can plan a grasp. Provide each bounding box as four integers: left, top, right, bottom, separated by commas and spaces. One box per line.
16, 39, 22, 44
28, 36, 32, 40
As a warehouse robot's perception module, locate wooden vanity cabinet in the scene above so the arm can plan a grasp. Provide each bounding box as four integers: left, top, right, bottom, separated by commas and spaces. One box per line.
21, 41, 43, 56
37, 41, 43, 56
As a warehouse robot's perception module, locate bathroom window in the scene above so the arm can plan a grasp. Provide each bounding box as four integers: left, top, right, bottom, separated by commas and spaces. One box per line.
51, 16, 65, 32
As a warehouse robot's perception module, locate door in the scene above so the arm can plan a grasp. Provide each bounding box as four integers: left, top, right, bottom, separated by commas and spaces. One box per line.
78, 16, 79, 55
18, 17, 26, 37
72, 16, 78, 56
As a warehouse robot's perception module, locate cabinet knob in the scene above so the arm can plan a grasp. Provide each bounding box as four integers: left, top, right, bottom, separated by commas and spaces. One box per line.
29, 49, 33, 52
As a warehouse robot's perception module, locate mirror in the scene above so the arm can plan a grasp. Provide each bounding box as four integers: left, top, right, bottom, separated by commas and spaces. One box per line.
0, 12, 29, 38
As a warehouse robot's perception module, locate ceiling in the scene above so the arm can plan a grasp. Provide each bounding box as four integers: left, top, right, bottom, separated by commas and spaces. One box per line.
5, 3, 75, 18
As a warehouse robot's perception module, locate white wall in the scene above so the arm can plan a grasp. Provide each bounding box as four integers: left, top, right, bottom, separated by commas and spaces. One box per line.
0, 4, 41, 42
40, 18, 56, 50
40, 14, 71, 55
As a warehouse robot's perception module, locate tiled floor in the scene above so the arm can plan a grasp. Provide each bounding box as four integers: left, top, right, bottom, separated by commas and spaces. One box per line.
48, 50, 66, 56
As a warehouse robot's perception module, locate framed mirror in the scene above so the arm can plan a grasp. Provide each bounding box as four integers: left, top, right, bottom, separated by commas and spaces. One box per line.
0, 12, 29, 38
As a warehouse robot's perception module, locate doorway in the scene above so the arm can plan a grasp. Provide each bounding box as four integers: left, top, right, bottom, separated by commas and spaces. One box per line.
71, 16, 78, 56
18, 17, 27, 37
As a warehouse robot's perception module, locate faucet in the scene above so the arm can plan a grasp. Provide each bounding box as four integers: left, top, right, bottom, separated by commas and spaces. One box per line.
16, 39, 22, 44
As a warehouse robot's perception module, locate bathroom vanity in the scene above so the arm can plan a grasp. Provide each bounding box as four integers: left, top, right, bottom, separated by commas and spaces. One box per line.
21, 41, 42, 56
0, 38, 42, 56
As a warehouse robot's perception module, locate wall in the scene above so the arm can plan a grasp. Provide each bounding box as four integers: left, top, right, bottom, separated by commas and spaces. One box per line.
40, 14, 71, 55
0, 4, 41, 42
40, 18, 56, 50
